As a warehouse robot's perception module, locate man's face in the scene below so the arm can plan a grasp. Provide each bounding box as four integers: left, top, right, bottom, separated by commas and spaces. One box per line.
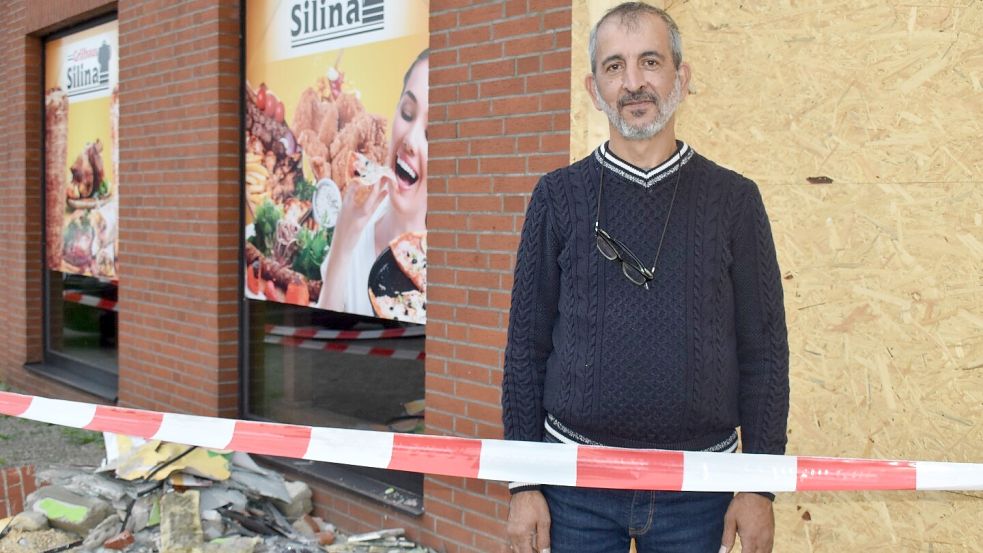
587, 13, 690, 141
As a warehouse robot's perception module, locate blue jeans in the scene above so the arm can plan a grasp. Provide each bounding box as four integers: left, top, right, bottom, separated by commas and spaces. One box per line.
542, 485, 732, 553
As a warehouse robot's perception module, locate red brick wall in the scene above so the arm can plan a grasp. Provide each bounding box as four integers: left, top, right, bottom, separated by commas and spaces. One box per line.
0, 466, 38, 519
0, 0, 43, 390
26, 0, 114, 34
116, 0, 241, 417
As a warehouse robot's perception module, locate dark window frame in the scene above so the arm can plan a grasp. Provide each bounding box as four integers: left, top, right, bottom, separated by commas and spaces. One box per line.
237, 0, 424, 515
31, 12, 120, 402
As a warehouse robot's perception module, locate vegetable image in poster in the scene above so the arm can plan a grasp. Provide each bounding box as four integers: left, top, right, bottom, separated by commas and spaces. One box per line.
44, 20, 119, 280
244, 0, 428, 323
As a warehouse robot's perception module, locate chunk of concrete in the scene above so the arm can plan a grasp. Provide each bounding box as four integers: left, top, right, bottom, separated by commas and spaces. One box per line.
272, 480, 312, 520
28, 485, 113, 535
125, 494, 160, 533
160, 490, 203, 553
81, 513, 122, 550
228, 468, 290, 503
203, 536, 261, 552
200, 509, 225, 541
7, 510, 49, 532
198, 486, 248, 513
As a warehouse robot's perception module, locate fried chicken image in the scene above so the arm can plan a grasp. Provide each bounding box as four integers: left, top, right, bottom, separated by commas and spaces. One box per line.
297, 129, 326, 159
293, 86, 343, 182
329, 112, 388, 192
293, 87, 340, 144
316, 102, 340, 147
292, 87, 323, 136
335, 92, 363, 128
297, 129, 329, 181
309, 156, 331, 183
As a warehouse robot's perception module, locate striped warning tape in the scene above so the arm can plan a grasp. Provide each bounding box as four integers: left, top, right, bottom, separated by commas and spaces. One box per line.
2, 391, 981, 492
264, 324, 425, 341
263, 335, 425, 361
62, 291, 118, 312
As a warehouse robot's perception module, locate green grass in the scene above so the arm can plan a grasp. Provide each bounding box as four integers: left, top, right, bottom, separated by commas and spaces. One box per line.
59, 427, 101, 446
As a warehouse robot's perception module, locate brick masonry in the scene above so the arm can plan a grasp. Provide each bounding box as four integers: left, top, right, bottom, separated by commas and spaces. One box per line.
114, 0, 242, 417
1, 0, 43, 394
416, 1, 572, 550
1, 1, 572, 551
0, 466, 38, 520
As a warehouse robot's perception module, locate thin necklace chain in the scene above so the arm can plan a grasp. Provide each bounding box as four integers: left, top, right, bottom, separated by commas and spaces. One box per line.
648, 154, 682, 273
597, 146, 683, 274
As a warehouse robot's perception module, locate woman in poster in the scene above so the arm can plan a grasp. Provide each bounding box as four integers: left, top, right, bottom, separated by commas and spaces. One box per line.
317, 50, 429, 317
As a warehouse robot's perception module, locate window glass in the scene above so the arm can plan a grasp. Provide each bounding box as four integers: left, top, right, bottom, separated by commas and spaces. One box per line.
40, 17, 119, 395
245, 301, 425, 495
243, 1, 430, 501
47, 272, 119, 373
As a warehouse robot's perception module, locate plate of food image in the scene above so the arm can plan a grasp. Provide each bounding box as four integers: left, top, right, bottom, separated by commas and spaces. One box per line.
367, 231, 427, 324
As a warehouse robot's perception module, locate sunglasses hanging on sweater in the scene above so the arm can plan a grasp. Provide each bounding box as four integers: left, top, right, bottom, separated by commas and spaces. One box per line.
593, 147, 682, 289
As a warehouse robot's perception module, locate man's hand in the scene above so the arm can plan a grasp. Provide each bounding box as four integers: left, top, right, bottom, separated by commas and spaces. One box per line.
506, 490, 551, 553
719, 492, 774, 553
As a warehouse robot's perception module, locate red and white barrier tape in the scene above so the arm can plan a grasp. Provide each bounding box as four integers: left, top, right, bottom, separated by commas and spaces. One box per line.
264, 335, 425, 361
264, 324, 425, 341
1, 391, 980, 492
62, 292, 118, 312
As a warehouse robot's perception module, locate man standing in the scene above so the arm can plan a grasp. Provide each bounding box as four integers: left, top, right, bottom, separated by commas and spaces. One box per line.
501, 3, 789, 552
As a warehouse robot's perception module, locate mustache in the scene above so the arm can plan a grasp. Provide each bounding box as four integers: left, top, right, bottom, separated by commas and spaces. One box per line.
618, 91, 661, 109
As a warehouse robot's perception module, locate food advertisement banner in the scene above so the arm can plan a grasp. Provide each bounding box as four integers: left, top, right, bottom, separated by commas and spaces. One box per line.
244, 0, 430, 324
44, 20, 120, 279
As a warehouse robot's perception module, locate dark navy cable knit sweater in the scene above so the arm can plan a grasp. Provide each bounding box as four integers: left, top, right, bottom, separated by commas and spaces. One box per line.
502, 142, 789, 462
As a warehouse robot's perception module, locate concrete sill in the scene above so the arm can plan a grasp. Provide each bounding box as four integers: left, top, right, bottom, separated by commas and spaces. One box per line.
23, 361, 118, 402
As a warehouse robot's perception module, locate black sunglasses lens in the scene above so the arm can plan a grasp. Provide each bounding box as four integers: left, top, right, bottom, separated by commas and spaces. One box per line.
595, 235, 619, 261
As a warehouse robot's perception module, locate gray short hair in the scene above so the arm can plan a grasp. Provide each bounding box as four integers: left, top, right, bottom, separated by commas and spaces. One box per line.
588, 2, 683, 74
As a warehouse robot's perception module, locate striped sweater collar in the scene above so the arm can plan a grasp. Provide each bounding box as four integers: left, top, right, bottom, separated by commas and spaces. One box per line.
594, 140, 694, 188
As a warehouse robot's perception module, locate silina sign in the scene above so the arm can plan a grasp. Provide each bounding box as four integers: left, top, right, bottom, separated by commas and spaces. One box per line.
290, 0, 385, 48
65, 40, 112, 98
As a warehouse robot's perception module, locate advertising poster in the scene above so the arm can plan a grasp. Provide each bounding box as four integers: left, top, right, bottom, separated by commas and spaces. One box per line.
44, 20, 120, 279
244, 0, 430, 324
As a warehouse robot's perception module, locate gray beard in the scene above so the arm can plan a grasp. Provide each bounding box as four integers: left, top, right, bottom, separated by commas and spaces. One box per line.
595, 75, 683, 141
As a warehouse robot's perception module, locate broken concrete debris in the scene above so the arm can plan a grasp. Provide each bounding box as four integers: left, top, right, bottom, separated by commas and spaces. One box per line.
160, 490, 203, 553
0, 439, 435, 553
273, 481, 313, 521
28, 487, 114, 536
3, 512, 48, 533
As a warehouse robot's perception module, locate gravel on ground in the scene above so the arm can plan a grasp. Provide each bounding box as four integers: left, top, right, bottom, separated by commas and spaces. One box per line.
0, 414, 106, 469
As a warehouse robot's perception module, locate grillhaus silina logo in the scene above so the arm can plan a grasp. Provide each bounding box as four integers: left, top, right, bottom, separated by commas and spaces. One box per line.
65, 40, 111, 97
290, 0, 385, 48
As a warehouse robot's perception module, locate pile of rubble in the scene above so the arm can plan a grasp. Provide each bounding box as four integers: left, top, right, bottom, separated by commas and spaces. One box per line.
0, 439, 433, 553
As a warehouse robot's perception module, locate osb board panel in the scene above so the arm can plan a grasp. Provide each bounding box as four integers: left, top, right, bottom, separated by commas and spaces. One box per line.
573, 1, 983, 550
